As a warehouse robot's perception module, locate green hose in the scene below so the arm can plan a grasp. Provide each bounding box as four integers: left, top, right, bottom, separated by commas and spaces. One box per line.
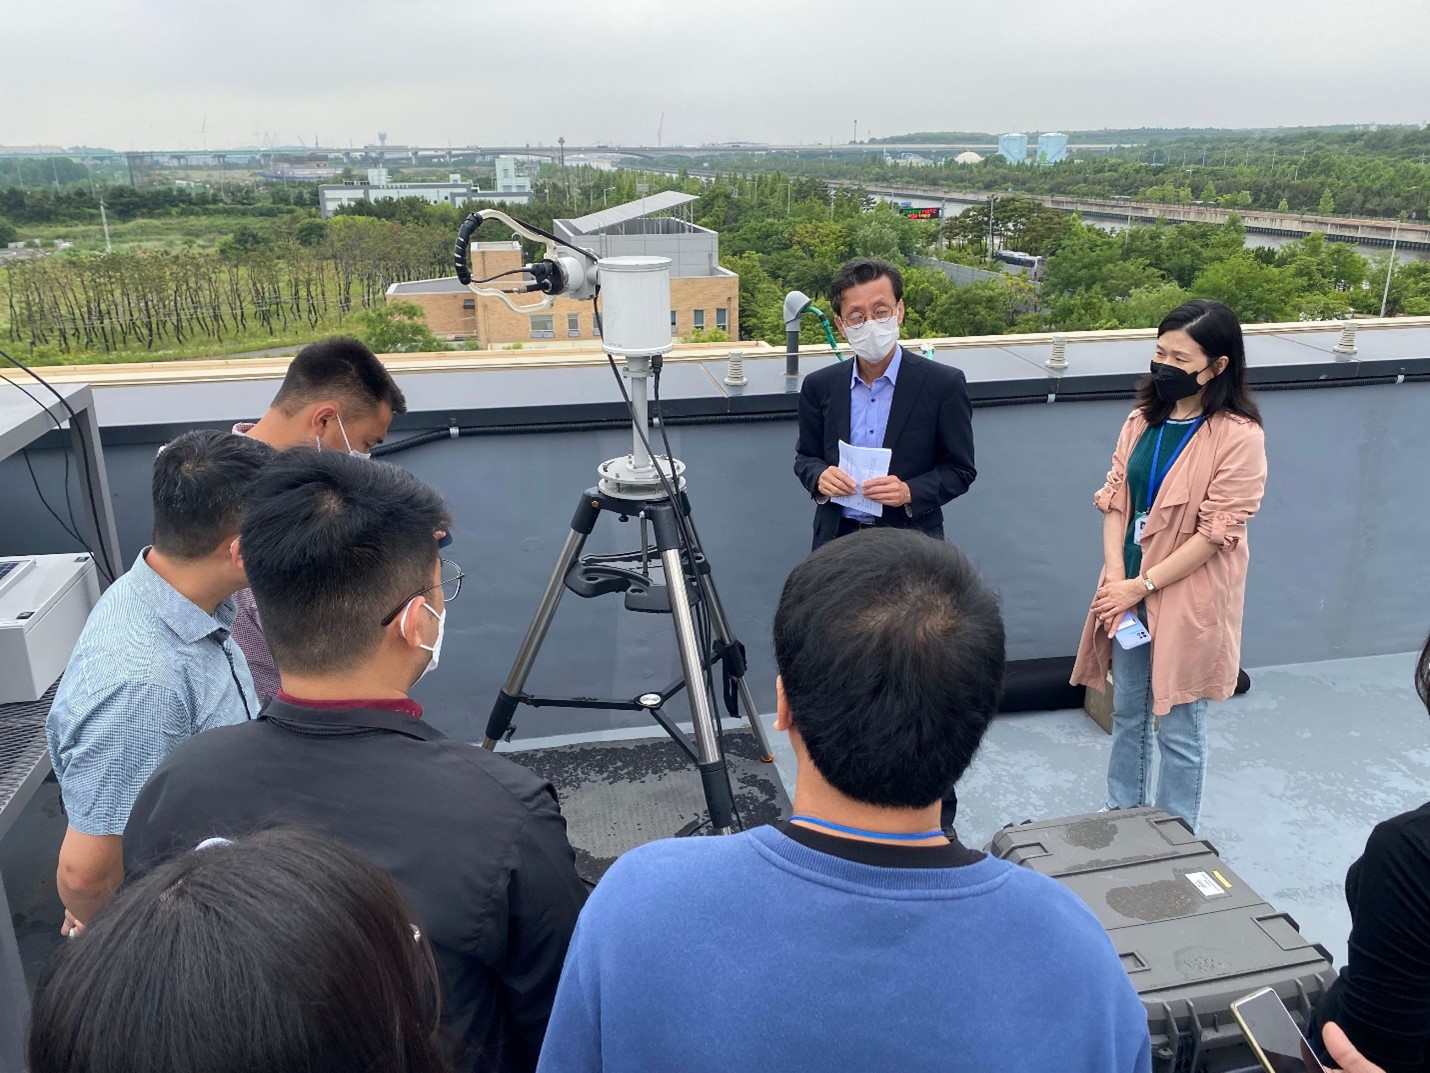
808, 307, 845, 360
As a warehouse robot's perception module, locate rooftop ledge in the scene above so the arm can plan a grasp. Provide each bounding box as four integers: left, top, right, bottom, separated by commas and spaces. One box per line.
13, 316, 1430, 388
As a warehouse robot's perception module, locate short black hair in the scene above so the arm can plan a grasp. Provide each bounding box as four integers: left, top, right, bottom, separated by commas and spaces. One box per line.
1137, 299, 1263, 427
240, 451, 452, 675
153, 430, 275, 559
773, 530, 1005, 808
28, 827, 448, 1073
270, 336, 407, 418
828, 257, 904, 316
1416, 630, 1429, 717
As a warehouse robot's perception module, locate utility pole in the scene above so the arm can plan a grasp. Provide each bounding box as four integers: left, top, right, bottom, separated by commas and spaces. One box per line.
1380, 218, 1402, 317
100, 198, 112, 254
987, 195, 997, 259
558, 136, 567, 189
853, 119, 858, 145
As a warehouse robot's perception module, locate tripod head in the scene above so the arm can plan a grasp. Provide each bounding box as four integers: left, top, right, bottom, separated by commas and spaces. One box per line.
454, 209, 682, 499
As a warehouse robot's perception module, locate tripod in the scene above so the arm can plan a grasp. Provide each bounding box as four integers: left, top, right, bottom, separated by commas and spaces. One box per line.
481, 354, 773, 839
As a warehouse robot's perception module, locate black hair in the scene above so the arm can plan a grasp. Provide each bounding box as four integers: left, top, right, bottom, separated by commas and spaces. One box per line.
28, 827, 449, 1073
1136, 299, 1263, 427
1416, 631, 1430, 716
240, 450, 452, 675
828, 257, 904, 316
773, 530, 1005, 808
152, 429, 276, 559
271, 336, 408, 418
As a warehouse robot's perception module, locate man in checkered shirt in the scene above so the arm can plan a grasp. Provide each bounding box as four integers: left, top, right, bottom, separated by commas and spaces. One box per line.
46, 430, 275, 932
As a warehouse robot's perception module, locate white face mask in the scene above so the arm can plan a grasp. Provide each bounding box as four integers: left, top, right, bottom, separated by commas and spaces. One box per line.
315, 413, 370, 459
844, 316, 901, 364
401, 600, 446, 681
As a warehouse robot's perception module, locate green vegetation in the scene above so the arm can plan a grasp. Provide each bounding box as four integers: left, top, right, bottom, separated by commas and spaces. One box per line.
357, 301, 445, 353
702, 126, 1430, 219
4, 130, 1430, 366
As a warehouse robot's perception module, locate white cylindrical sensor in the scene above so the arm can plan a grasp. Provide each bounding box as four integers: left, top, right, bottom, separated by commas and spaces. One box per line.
598, 256, 673, 357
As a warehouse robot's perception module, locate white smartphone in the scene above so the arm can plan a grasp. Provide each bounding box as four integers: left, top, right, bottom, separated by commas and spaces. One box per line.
1229, 987, 1327, 1073
1114, 611, 1151, 650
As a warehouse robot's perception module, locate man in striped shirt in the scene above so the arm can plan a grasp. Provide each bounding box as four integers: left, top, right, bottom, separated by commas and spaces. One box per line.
46, 430, 275, 932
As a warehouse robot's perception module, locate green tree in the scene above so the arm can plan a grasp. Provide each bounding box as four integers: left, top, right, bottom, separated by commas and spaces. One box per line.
1190, 254, 1299, 323
1117, 282, 1192, 328
0, 216, 16, 246
295, 218, 327, 247
1277, 197, 1290, 212
1198, 183, 1217, 203
1317, 190, 1336, 215
358, 301, 447, 353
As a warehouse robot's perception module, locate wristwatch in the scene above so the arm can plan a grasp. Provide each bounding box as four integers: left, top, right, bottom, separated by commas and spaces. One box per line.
1141, 574, 1156, 592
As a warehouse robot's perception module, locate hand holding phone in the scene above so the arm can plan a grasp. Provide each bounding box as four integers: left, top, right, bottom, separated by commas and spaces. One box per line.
1114, 611, 1151, 650
1229, 987, 1326, 1073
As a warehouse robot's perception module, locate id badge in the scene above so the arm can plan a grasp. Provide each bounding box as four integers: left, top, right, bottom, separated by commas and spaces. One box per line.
1132, 511, 1148, 545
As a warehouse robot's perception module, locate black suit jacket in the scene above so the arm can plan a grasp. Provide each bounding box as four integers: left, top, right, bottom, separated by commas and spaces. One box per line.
794, 347, 976, 549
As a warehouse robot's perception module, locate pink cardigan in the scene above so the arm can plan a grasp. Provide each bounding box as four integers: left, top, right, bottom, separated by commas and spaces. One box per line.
1070, 409, 1268, 716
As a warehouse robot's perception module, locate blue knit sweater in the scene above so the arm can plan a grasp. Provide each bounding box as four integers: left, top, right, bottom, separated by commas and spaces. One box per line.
537, 824, 1151, 1073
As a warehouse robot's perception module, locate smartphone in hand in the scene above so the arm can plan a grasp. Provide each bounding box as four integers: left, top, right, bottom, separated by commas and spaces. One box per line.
1229, 987, 1326, 1073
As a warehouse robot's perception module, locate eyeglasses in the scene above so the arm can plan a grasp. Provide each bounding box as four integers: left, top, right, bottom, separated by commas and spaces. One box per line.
843, 307, 897, 328
380, 558, 464, 627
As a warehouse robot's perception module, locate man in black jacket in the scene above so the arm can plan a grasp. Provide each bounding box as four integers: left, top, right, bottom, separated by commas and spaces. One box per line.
793, 257, 976, 552
793, 258, 977, 831
124, 451, 587, 1073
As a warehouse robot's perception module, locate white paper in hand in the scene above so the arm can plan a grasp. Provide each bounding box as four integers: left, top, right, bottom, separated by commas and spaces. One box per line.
832, 439, 893, 517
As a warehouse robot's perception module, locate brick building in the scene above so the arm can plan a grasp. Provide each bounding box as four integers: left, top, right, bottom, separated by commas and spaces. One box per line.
386, 193, 738, 349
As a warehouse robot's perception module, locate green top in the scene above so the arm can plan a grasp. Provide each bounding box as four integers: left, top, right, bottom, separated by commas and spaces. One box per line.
1123, 417, 1199, 579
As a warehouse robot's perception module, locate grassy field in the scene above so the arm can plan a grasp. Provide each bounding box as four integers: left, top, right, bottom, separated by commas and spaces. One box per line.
13, 212, 302, 255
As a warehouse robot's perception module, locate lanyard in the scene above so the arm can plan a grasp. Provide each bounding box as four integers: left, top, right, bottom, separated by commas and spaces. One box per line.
789, 814, 945, 842
1147, 418, 1202, 509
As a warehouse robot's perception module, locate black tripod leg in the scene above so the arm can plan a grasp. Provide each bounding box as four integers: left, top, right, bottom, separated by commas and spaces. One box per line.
680, 511, 776, 762
484, 496, 599, 749
651, 507, 736, 834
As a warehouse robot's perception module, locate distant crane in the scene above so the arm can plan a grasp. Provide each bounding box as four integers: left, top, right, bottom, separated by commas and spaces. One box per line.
657, 113, 664, 149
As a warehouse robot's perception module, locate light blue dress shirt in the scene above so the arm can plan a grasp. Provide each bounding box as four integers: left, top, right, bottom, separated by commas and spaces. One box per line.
842, 346, 902, 521
46, 549, 256, 836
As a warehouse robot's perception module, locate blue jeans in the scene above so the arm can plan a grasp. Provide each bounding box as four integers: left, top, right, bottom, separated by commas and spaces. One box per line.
1107, 622, 1209, 831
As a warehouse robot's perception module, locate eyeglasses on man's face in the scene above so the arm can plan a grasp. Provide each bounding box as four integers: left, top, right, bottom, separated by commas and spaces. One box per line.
379, 558, 464, 627
842, 307, 898, 328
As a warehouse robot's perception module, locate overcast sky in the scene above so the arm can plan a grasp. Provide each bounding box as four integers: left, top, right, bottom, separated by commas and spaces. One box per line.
7, 0, 1428, 150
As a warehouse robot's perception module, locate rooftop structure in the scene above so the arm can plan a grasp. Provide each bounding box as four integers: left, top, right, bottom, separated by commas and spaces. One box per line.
389, 193, 736, 347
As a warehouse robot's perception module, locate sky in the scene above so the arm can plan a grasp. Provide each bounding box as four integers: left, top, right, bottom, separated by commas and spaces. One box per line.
5, 0, 1429, 150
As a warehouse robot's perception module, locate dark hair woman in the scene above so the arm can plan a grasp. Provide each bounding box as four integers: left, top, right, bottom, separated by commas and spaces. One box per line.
1308, 633, 1430, 1073
1071, 299, 1267, 832
29, 827, 450, 1073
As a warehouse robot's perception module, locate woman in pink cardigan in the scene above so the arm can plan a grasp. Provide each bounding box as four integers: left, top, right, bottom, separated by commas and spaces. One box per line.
1071, 300, 1267, 831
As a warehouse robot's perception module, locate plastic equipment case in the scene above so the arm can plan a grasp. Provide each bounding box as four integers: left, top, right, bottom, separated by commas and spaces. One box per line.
989, 808, 1336, 1073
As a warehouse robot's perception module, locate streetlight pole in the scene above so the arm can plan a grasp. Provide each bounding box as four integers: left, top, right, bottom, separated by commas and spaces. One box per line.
1380, 218, 1402, 318
987, 195, 996, 261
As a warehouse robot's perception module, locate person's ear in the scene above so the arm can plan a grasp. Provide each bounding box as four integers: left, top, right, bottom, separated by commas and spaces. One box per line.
1205, 355, 1230, 381
774, 677, 792, 733
229, 536, 243, 572
896, 299, 906, 325
308, 402, 339, 435
392, 596, 428, 651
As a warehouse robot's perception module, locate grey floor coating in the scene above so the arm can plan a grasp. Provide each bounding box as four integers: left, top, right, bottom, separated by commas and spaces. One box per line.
5, 651, 1426, 988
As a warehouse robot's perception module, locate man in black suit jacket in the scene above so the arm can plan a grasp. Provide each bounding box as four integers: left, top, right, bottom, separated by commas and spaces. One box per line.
794, 258, 977, 552
793, 258, 977, 834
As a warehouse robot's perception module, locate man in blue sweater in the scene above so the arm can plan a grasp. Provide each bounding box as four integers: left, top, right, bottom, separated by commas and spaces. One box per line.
537, 530, 1151, 1073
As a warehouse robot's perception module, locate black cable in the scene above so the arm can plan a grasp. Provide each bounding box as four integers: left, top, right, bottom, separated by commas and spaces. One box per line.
0, 346, 118, 582
23, 450, 86, 546
5, 373, 86, 546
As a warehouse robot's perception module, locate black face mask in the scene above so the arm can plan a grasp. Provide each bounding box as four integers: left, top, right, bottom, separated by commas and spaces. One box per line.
1149, 360, 1207, 403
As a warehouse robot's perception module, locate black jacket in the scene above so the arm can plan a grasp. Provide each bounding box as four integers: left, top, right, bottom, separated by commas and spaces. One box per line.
124, 698, 588, 1073
793, 347, 976, 549
1309, 800, 1430, 1073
